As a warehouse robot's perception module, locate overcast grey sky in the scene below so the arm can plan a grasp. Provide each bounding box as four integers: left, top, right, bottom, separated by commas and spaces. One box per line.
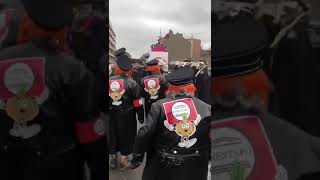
110, 0, 211, 58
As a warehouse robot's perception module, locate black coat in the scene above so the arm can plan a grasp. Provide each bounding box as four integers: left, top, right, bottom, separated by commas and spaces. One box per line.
270, 22, 320, 137
195, 67, 211, 104
109, 74, 143, 155
140, 73, 168, 115
0, 40, 108, 180
132, 66, 147, 83
135, 94, 211, 180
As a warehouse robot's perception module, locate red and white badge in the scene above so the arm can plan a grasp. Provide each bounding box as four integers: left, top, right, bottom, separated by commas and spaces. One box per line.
144, 78, 160, 99
211, 116, 277, 180
76, 118, 106, 144
109, 79, 125, 106
0, 57, 46, 139
0, 57, 46, 99
163, 98, 201, 148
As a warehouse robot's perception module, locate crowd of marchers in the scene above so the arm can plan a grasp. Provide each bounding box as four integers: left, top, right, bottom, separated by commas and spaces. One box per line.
108, 47, 211, 180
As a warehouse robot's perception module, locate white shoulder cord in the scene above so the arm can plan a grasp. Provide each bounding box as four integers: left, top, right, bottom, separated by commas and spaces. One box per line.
208, 162, 212, 180
268, 11, 308, 72
270, 11, 308, 48
195, 65, 208, 78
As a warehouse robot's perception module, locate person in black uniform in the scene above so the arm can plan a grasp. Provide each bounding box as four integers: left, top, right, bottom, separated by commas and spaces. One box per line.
69, 10, 107, 78
0, 0, 108, 180
69, 6, 108, 113
109, 52, 144, 170
132, 67, 211, 180
70, 2, 109, 179
140, 59, 168, 115
212, 9, 320, 179
194, 62, 211, 104
109, 47, 126, 78
266, 0, 320, 137
132, 59, 147, 83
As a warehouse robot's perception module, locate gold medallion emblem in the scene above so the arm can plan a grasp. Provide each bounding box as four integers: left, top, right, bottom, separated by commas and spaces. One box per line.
5, 93, 39, 123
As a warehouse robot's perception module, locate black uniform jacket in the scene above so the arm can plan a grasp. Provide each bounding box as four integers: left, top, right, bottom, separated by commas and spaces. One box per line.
0, 40, 108, 180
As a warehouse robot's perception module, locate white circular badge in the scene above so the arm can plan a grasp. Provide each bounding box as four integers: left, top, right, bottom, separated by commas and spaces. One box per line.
147, 80, 156, 88
212, 127, 255, 180
4, 63, 35, 94
171, 102, 191, 121
110, 81, 120, 92
94, 119, 106, 136
275, 165, 288, 180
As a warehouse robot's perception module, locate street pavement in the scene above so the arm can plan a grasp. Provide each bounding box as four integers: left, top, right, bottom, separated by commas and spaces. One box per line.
109, 158, 145, 180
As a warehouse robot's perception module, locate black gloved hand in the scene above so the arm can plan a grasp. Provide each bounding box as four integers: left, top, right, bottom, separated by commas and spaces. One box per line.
136, 108, 144, 124
130, 153, 144, 170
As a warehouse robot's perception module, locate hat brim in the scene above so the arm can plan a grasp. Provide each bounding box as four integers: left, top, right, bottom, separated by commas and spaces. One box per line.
166, 67, 195, 86
147, 59, 159, 66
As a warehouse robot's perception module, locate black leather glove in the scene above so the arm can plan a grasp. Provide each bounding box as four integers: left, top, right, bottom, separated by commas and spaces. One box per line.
130, 153, 144, 170
136, 108, 144, 124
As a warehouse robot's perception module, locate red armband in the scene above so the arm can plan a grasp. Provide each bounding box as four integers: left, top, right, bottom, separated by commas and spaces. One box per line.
133, 99, 143, 108
76, 118, 105, 144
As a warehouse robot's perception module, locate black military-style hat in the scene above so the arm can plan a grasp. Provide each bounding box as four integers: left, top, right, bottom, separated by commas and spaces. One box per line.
116, 55, 132, 71
115, 47, 126, 57
166, 66, 195, 86
21, 0, 72, 30
213, 15, 269, 78
146, 59, 159, 66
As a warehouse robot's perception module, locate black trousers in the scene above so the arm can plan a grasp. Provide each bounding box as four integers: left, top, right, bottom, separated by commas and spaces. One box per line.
109, 109, 137, 155
0, 149, 82, 180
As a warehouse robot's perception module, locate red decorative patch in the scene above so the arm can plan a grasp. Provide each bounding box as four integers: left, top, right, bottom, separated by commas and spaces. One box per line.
0, 57, 45, 99
133, 99, 142, 108
109, 79, 124, 95
144, 78, 160, 98
211, 116, 277, 180
144, 78, 160, 90
163, 98, 198, 125
109, 79, 125, 106
76, 118, 105, 144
